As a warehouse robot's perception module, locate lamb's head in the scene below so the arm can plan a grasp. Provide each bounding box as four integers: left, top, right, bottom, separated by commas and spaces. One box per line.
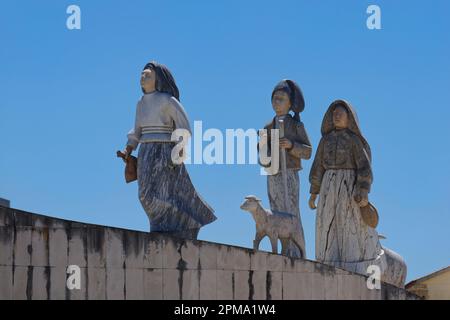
240, 195, 262, 212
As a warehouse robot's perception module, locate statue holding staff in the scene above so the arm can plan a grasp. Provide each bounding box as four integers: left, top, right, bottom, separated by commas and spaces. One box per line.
258, 79, 312, 258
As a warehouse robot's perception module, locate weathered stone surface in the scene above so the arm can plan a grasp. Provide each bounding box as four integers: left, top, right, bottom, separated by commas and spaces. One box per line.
217, 246, 250, 271
0, 206, 13, 226
68, 228, 87, 268
88, 267, 106, 300
251, 271, 267, 300
125, 268, 144, 300
199, 270, 217, 300
180, 241, 200, 270
181, 270, 200, 300
50, 266, 67, 300
143, 236, 163, 269
199, 242, 218, 270
12, 266, 29, 300
105, 267, 125, 300
14, 210, 33, 227
144, 268, 163, 300
311, 272, 326, 299
234, 271, 250, 300
0, 226, 13, 266
250, 251, 268, 271
49, 229, 68, 267
296, 273, 313, 300
105, 229, 124, 268
217, 270, 233, 300
0, 266, 13, 299
31, 228, 49, 267
31, 267, 49, 300
267, 253, 283, 272
13, 227, 32, 267
282, 272, 297, 300
124, 231, 144, 269
337, 274, 362, 300
163, 269, 180, 300
1, 207, 417, 300
33, 215, 65, 229
324, 273, 339, 300
266, 271, 282, 300
296, 259, 316, 273
162, 238, 181, 269
86, 228, 105, 268
282, 257, 297, 273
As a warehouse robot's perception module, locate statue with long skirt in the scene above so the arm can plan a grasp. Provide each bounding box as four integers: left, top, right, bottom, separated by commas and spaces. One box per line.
122, 61, 217, 240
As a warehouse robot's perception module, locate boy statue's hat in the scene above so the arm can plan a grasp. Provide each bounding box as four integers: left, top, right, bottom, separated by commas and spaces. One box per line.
271, 79, 305, 120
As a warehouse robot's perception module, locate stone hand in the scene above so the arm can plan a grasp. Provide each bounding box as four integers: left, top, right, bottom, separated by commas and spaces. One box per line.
354, 190, 369, 207
280, 138, 293, 149
122, 145, 133, 163
258, 130, 267, 138
309, 194, 317, 210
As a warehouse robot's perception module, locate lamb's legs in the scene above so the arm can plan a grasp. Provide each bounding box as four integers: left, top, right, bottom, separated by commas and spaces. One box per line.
280, 238, 289, 256
270, 236, 278, 254
253, 231, 265, 251
291, 234, 305, 259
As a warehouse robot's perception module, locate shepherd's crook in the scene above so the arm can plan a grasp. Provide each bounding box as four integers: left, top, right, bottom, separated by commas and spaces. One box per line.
278, 118, 289, 212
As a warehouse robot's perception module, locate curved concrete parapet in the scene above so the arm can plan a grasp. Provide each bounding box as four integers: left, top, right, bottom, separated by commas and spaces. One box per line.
0, 205, 419, 300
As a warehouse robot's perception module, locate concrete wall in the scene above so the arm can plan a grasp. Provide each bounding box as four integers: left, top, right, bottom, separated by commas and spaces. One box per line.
0, 205, 419, 300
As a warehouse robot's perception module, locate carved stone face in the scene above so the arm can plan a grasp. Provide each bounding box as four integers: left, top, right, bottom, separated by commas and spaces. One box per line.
272, 91, 291, 116
140, 68, 156, 93
333, 105, 349, 129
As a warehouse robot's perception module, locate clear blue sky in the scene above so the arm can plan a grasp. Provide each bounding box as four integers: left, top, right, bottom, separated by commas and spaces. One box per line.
1, 0, 449, 283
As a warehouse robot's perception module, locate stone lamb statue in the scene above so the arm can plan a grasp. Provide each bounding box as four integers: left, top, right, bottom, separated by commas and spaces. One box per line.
240, 195, 305, 257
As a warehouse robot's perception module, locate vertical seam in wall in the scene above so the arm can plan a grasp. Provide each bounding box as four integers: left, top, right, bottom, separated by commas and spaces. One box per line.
232, 272, 235, 300
123, 259, 127, 300
197, 259, 201, 300
45, 227, 50, 300
84, 228, 88, 300
66, 227, 72, 300
26, 266, 33, 300
12, 212, 17, 290
248, 270, 254, 300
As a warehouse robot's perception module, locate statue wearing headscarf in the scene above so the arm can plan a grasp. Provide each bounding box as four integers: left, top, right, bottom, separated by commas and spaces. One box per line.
309, 100, 407, 287
123, 61, 216, 240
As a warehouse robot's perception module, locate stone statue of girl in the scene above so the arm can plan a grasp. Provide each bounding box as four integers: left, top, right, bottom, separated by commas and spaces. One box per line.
258, 80, 312, 258
308, 100, 407, 287
121, 61, 217, 240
